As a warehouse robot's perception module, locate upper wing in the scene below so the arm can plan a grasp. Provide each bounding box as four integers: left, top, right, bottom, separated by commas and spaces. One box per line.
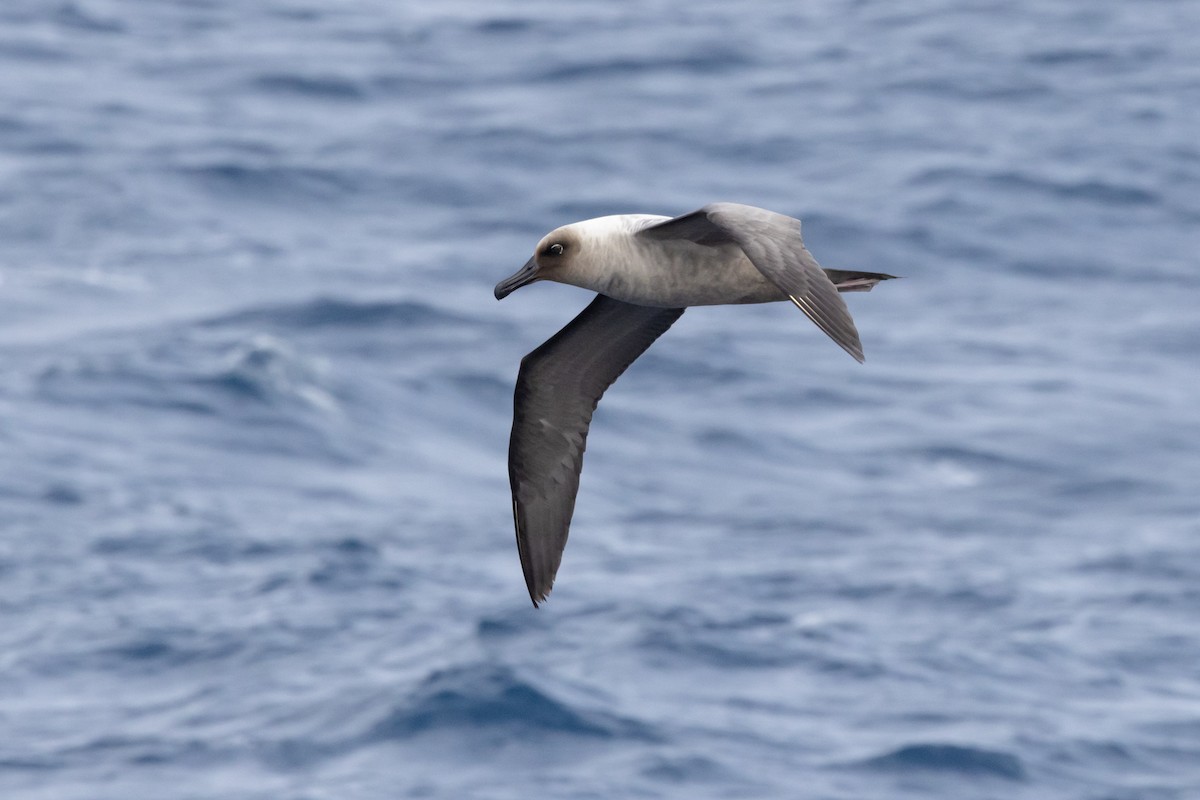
640, 203, 864, 362
509, 294, 685, 605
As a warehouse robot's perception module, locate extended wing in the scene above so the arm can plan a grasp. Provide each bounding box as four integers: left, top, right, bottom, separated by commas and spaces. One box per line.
509, 295, 685, 605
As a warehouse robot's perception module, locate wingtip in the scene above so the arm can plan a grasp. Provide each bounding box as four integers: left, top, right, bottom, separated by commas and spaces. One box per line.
838, 335, 866, 364
527, 580, 552, 607
839, 337, 865, 363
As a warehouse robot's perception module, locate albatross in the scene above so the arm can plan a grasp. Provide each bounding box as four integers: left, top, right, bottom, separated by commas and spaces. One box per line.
494, 202, 895, 605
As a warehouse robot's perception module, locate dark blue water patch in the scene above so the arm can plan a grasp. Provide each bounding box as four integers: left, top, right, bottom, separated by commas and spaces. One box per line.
307, 537, 412, 593
883, 75, 1052, 102
1029, 42, 1165, 69
365, 70, 468, 96
859, 743, 1026, 780
693, 425, 763, 452
0, 756, 56, 772
1132, 320, 1200, 356
1053, 475, 1164, 501
616, 510, 864, 542
437, 124, 555, 156
909, 166, 1160, 208
261, 4, 324, 22
636, 607, 883, 674
1027, 176, 1159, 207
42, 482, 85, 506
38, 727, 237, 772
1023, 47, 1116, 66
9, 135, 87, 157
1078, 549, 1200, 584
640, 753, 740, 785
914, 444, 1052, 476
92, 528, 286, 566
178, 162, 359, 202
34, 332, 346, 439
689, 134, 815, 166
533, 48, 753, 82
36, 356, 214, 416
447, 372, 511, 407
474, 17, 535, 34
328, 535, 376, 555
1008, 256, 1124, 281
393, 173, 499, 210
474, 611, 554, 640
188, 339, 339, 411
825, 571, 1017, 616
798, 211, 876, 241
250, 73, 368, 101
738, 514, 870, 539
52, 2, 126, 34
634, 352, 749, 386
88, 737, 222, 768
193, 138, 286, 162
740, 384, 890, 410
97, 631, 245, 674
367, 663, 658, 742
256, 737, 348, 771
203, 296, 469, 332
0, 113, 31, 134
197, 347, 315, 402
1042, 736, 1143, 774
0, 114, 84, 157
1119, 585, 1200, 612
0, 39, 69, 62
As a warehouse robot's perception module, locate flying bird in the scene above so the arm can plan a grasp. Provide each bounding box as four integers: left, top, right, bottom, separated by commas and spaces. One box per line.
494, 203, 895, 605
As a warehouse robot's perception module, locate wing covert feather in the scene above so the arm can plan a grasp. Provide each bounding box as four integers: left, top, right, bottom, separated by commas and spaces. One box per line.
641, 203, 865, 361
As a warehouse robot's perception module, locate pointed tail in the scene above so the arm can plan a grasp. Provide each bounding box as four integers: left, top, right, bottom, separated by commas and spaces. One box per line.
824, 269, 900, 293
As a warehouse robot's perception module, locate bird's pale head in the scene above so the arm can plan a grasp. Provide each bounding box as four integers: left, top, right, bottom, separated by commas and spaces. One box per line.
494, 226, 584, 300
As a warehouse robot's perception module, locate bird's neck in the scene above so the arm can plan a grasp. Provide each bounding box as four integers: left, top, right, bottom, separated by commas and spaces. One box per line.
558, 214, 669, 297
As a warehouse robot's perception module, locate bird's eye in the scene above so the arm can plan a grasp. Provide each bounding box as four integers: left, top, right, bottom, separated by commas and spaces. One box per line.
547, 243, 564, 256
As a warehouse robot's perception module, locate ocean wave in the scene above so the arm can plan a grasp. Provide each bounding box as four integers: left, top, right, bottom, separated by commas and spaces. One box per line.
909, 166, 1160, 207
365, 663, 658, 741
53, 3, 125, 34
36, 332, 339, 418
1023, 47, 1116, 65
178, 162, 358, 201
534, 48, 751, 82
94, 631, 245, 674
636, 607, 883, 675
250, 73, 367, 101
914, 444, 1051, 475
883, 75, 1051, 101
203, 296, 466, 332
858, 742, 1026, 780
640, 753, 740, 785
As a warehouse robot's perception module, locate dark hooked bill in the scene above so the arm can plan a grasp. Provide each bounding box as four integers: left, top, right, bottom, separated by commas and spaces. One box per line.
494, 257, 539, 300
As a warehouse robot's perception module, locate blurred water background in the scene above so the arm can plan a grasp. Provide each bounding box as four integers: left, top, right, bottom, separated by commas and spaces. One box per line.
2, 1, 1199, 798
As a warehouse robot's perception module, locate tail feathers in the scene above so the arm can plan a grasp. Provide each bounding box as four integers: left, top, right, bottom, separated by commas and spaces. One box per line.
825, 269, 900, 293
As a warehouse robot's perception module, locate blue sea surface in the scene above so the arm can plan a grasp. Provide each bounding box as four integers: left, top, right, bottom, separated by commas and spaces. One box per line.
2, 1, 1199, 798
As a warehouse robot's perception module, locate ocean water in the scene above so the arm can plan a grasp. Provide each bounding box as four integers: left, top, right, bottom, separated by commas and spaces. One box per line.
1, 1, 1199, 797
